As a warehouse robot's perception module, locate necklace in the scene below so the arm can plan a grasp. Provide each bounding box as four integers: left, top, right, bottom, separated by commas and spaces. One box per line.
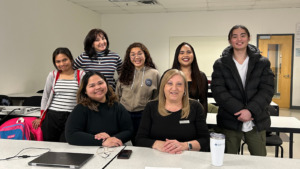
98, 57, 101, 64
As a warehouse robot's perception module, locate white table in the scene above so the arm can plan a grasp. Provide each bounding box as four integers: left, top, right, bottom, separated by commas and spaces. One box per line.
106, 146, 300, 169
207, 113, 300, 158
2, 139, 300, 169
0, 106, 40, 118
0, 139, 124, 169
207, 97, 278, 107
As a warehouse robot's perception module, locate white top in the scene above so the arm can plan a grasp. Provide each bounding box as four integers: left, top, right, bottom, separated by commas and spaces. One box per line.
233, 56, 254, 132
233, 56, 249, 89
48, 79, 78, 112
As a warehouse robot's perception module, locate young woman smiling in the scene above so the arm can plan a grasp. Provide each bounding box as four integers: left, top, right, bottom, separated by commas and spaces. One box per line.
116, 42, 160, 145
65, 71, 133, 146
32, 47, 85, 142
172, 42, 208, 116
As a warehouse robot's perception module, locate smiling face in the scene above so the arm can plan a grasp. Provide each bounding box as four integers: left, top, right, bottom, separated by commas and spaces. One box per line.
93, 33, 107, 52
164, 74, 185, 103
85, 74, 107, 103
229, 27, 250, 51
178, 44, 194, 68
130, 47, 145, 70
55, 54, 73, 72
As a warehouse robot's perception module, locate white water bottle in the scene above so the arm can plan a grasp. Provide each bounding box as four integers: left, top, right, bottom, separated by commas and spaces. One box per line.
210, 133, 225, 166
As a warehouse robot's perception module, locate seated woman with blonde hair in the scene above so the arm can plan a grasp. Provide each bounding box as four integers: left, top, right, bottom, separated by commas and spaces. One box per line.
65, 71, 133, 146
136, 69, 210, 153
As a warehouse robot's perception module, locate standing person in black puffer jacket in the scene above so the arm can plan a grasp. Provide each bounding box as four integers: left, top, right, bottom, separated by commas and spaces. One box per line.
211, 25, 274, 156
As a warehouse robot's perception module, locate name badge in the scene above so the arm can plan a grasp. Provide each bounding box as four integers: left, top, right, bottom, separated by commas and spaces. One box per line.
179, 120, 190, 124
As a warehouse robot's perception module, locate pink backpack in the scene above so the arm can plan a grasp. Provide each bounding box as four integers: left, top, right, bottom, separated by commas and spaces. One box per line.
0, 117, 43, 141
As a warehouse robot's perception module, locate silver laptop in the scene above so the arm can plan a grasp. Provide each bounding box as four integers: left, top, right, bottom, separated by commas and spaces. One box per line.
28, 151, 94, 169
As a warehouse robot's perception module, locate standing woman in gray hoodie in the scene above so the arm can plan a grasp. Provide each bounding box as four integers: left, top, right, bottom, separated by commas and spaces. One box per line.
116, 42, 160, 145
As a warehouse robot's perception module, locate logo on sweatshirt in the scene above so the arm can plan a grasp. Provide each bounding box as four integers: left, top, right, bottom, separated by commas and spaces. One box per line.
145, 79, 152, 86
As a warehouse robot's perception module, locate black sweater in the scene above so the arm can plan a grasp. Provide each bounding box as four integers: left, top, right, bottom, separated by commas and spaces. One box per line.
136, 99, 210, 152
65, 102, 133, 146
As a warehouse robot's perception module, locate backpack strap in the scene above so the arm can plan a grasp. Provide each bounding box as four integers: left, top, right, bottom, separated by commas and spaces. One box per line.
54, 70, 61, 84
76, 70, 80, 84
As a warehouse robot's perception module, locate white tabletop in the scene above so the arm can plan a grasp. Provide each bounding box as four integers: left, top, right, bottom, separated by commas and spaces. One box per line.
206, 113, 300, 130
207, 98, 278, 107
107, 146, 300, 169
0, 139, 124, 169
0, 106, 40, 117
2, 139, 300, 169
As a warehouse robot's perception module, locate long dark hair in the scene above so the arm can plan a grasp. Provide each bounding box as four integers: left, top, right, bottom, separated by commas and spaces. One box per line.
77, 71, 117, 111
172, 42, 204, 96
84, 29, 110, 60
52, 47, 74, 70
172, 42, 208, 113
119, 42, 156, 85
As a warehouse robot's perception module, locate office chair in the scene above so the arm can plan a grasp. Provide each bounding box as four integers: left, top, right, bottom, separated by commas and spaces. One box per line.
22, 96, 42, 107
0, 95, 13, 106
240, 106, 284, 158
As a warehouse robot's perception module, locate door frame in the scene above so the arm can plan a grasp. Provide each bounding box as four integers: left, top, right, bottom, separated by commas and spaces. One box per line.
256, 34, 295, 109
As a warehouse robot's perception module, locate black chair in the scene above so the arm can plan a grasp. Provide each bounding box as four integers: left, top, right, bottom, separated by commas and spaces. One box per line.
22, 96, 42, 107
0, 95, 13, 106
240, 105, 284, 158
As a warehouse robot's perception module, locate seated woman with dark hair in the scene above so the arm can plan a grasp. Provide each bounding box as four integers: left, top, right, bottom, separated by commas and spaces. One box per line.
65, 71, 133, 146
136, 69, 210, 154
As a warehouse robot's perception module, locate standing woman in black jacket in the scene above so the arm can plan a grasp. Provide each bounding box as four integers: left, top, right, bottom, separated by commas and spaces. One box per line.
211, 25, 274, 156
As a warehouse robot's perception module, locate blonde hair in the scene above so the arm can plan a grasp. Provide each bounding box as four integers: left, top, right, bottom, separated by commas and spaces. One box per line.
158, 69, 190, 119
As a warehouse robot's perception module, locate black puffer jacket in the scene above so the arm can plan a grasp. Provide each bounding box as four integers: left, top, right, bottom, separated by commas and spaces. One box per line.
211, 44, 274, 131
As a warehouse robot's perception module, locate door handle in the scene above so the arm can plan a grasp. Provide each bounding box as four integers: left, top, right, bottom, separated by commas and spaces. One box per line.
283, 74, 290, 78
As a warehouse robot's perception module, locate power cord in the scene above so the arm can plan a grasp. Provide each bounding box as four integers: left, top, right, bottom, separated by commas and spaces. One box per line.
0, 108, 20, 124
0, 147, 51, 161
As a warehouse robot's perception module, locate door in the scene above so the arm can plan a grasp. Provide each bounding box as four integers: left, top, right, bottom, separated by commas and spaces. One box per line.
258, 35, 293, 108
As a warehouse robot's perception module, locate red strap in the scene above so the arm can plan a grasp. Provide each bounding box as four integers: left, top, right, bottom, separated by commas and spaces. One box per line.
54, 70, 61, 84
77, 70, 80, 84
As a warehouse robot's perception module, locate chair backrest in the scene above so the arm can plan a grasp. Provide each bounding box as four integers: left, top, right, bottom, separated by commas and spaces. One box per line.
0, 95, 13, 106
268, 105, 279, 116
22, 96, 42, 106
266, 105, 278, 135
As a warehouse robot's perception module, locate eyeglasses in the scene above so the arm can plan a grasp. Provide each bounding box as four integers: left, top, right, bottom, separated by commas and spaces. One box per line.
96, 146, 116, 159
130, 52, 144, 58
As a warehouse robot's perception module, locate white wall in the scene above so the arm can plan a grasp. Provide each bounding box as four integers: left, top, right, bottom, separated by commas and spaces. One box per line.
0, 2, 299, 107
0, 0, 101, 95
101, 8, 300, 107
